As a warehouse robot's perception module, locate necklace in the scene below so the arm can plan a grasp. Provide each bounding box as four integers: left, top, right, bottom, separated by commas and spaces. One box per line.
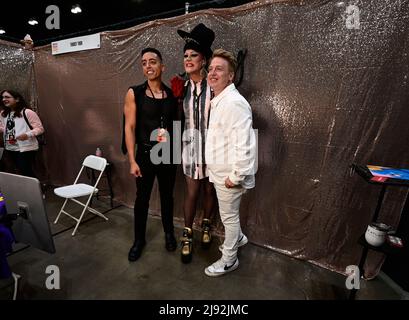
147, 84, 164, 99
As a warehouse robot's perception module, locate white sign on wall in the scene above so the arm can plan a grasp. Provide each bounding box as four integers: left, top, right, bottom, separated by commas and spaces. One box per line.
51, 33, 101, 55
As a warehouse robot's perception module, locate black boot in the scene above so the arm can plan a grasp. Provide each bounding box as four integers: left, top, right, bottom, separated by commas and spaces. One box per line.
165, 232, 177, 251
128, 240, 146, 262
180, 227, 193, 264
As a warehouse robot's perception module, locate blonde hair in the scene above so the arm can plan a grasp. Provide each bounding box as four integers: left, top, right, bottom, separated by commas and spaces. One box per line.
210, 49, 237, 74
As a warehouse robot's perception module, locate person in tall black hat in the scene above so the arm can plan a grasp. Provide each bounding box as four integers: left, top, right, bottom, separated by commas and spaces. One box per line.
173, 23, 217, 263
177, 23, 215, 60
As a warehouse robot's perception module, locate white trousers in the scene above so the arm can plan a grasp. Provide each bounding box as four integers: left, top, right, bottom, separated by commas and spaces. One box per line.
214, 183, 246, 263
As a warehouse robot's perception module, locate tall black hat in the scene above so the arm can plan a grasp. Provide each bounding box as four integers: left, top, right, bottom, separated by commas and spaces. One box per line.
177, 23, 215, 60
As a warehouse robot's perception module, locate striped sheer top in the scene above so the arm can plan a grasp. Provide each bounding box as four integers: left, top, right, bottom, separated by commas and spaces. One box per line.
182, 78, 212, 179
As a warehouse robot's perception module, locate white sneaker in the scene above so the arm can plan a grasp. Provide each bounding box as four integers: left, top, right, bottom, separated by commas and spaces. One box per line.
219, 234, 248, 252
204, 258, 239, 277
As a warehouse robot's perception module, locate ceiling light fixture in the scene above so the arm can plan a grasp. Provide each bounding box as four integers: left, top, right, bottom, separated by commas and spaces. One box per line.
0, 28, 5, 34
71, 4, 82, 14
28, 18, 39, 26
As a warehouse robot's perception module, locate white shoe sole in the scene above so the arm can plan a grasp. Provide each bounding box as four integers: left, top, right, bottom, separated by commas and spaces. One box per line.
204, 260, 239, 277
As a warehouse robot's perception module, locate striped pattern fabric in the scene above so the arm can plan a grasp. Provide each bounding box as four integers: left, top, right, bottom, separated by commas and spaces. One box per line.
182, 79, 212, 179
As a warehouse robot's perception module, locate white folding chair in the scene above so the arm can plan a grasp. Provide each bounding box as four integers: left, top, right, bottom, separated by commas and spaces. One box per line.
53, 155, 109, 236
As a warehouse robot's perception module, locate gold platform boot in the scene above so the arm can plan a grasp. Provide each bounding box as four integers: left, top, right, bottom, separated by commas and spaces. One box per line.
180, 227, 193, 263
201, 219, 212, 249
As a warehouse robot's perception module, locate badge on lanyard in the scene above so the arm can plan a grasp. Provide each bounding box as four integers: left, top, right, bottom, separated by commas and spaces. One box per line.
157, 116, 168, 143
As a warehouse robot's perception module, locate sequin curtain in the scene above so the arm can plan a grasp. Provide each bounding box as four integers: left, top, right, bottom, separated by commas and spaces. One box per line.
0, 40, 36, 110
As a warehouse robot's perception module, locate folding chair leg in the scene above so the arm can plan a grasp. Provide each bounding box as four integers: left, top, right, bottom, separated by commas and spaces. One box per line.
56, 194, 109, 236
72, 205, 88, 236
87, 206, 109, 220
12, 273, 21, 301
54, 198, 68, 224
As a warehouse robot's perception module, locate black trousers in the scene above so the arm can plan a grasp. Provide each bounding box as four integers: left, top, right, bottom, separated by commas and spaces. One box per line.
133, 149, 177, 242
6, 150, 37, 178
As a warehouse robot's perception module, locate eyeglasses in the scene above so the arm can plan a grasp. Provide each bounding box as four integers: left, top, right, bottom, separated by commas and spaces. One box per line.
2, 96, 13, 99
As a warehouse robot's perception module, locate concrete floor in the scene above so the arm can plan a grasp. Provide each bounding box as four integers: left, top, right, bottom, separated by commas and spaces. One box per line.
1, 191, 408, 300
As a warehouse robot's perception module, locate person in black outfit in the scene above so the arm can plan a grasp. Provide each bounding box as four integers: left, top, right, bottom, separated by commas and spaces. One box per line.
123, 48, 178, 262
